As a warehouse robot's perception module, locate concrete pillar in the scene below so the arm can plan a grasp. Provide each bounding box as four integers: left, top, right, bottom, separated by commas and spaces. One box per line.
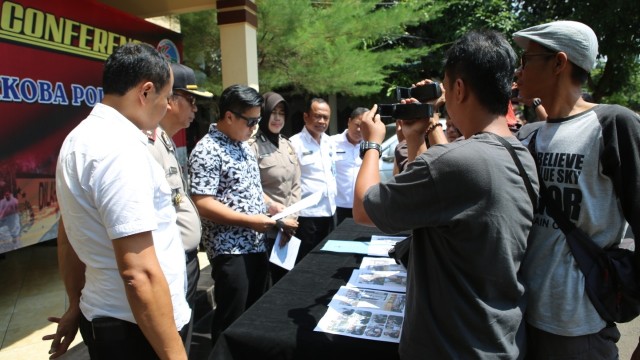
216, 0, 259, 90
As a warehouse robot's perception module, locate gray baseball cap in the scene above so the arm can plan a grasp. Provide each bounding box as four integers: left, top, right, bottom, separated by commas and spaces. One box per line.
513, 20, 598, 72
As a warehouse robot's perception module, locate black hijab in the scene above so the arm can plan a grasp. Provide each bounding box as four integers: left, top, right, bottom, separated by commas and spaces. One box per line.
260, 92, 289, 147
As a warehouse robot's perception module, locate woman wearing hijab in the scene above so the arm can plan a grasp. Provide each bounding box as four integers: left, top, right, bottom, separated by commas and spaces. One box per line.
249, 92, 301, 284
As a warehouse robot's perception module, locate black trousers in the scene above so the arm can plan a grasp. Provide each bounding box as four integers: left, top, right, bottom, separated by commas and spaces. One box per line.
79, 313, 186, 360
294, 216, 335, 264
526, 323, 620, 359
183, 249, 200, 355
209, 252, 269, 345
336, 207, 353, 225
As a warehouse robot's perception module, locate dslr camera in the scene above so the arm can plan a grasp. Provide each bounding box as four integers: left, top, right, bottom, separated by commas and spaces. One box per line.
377, 82, 442, 124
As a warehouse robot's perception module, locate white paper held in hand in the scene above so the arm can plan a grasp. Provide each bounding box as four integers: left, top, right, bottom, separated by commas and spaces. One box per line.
271, 191, 323, 221
269, 231, 301, 270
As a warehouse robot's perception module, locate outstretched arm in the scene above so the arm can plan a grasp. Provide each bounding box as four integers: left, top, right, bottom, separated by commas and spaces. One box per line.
42, 217, 84, 359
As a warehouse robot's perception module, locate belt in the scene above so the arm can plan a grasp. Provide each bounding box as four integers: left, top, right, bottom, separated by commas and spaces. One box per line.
185, 249, 198, 262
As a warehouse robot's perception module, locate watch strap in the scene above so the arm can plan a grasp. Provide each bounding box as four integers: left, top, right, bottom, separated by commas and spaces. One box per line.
360, 141, 382, 159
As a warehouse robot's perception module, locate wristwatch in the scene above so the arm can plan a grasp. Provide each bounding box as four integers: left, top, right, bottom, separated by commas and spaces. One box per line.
359, 141, 382, 159
532, 98, 542, 109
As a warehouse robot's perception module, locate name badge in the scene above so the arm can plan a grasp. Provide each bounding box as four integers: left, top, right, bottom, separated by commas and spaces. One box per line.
302, 150, 313, 156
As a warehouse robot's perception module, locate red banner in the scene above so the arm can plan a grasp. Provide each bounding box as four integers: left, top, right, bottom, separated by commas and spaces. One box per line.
0, 0, 182, 253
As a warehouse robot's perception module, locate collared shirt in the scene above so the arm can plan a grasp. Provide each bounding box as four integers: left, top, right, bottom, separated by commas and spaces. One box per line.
290, 126, 337, 217
331, 130, 362, 208
189, 124, 266, 259
147, 127, 202, 251
249, 130, 301, 211
56, 103, 190, 329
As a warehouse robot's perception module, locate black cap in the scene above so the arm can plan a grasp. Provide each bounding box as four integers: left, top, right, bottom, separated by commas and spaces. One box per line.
171, 63, 213, 99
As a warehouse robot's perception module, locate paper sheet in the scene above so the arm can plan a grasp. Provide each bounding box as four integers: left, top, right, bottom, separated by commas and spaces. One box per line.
321, 240, 370, 254
347, 269, 407, 293
314, 286, 404, 343
367, 235, 407, 257
271, 192, 323, 221
269, 232, 301, 270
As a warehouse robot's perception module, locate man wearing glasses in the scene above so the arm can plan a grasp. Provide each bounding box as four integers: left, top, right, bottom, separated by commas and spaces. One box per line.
188, 84, 277, 346
514, 21, 640, 358
146, 63, 212, 355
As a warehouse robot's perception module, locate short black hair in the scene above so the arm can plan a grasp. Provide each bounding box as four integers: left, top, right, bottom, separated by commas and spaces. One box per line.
102, 43, 170, 96
571, 65, 589, 85
219, 84, 263, 117
306, 98, 328, 113
349, 107, 369, 119
444, 30, 516, 116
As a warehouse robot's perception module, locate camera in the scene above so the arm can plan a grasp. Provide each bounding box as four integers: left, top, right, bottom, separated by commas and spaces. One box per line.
377, 82, 441, 124
396, 82, 441, 103
377, 103, 434, 123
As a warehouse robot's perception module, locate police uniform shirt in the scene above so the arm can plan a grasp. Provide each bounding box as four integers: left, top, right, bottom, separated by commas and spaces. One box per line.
147, 127, 202, 252
249, 130, 301, 210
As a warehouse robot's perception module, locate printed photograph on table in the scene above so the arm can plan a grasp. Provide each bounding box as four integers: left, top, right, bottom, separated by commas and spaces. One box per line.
359, 256, 405, 272
367, 235, 407, 257
348, 269, 407, 292
315, 306, 404, 342
330, 286, 406, 313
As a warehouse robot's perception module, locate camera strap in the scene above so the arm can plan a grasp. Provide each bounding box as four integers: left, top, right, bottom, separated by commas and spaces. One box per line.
482, 132, 537, 208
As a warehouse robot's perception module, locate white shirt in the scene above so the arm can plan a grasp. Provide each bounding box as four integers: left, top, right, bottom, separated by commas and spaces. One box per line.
56, 103, 191, 329
290, 126, 337, 217
331, 130, 362, 208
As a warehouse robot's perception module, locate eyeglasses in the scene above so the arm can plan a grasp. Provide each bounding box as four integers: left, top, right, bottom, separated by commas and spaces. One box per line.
231, 110, 261, 127
520, 52, 556, 69
173, 92, 197, 106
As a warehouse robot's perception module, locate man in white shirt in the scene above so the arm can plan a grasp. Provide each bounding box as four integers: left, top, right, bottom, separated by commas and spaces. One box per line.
51, 43, 190, 360
331, 107, 368, 224
290, 98, 337, 263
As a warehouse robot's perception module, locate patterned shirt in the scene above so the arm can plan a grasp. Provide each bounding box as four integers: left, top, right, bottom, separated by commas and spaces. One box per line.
189, 124, 266, 258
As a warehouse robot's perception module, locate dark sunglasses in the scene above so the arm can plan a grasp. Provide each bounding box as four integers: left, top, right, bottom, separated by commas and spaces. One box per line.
520, 52, 556, 68
173, 92, 197, 106
231, 110, 261, 127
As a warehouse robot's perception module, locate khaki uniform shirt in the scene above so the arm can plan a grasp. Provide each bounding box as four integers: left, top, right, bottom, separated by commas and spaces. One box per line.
249, 131, 301, 216
147, 127, 202, 251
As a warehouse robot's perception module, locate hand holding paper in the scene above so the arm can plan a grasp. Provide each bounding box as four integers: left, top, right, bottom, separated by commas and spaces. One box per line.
271, 192, 323, 221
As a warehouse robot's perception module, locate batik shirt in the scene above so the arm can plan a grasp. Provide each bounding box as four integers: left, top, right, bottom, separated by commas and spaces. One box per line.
189, 124, 267, 259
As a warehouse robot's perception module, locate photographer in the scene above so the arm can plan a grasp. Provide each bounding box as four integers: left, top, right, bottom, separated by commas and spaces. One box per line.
353, 29, 538, 358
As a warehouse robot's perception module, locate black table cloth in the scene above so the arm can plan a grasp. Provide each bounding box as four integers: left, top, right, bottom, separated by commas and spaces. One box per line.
210, 218, 404, 360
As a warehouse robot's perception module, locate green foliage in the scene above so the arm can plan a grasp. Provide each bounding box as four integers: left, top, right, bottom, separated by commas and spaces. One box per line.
257, 0, 441, 96
389, 0, 519, 86
178, 0, 640, 107
179, 11, 223, 95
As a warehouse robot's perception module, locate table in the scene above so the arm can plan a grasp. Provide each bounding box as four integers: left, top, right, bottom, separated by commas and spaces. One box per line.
210, 219, 405, 360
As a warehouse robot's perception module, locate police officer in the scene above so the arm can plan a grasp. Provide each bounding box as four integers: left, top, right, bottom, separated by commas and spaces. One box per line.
249, 91, 300, 284
146, 62, 212, 354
